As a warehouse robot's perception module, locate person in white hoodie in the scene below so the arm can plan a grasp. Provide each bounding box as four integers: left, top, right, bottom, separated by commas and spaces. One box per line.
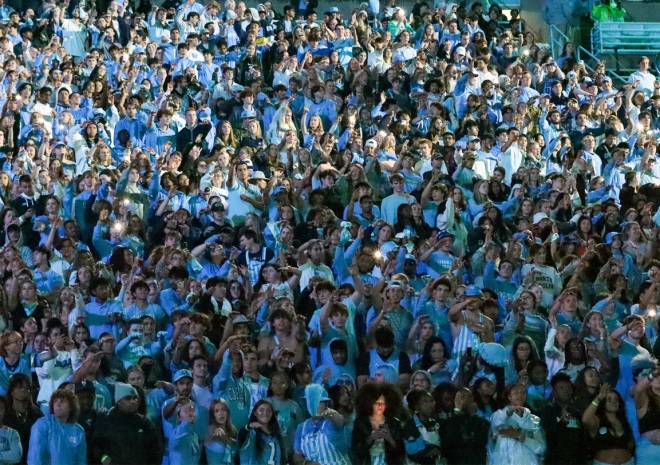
36, 324, 82, 415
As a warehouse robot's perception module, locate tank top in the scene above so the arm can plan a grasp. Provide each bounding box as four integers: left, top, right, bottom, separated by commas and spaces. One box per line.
590, 425, 634, 452
639, 408, 660, 434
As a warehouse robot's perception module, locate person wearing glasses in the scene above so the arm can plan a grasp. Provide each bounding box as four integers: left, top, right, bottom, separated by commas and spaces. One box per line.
0, 332, 32, 397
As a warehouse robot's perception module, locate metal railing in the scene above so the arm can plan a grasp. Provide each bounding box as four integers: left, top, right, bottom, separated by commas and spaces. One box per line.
549, 25, 628, 84
487, 0, 523, 8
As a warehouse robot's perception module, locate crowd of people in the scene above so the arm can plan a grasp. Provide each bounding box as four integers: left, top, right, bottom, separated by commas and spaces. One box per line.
0, 0, 656, 464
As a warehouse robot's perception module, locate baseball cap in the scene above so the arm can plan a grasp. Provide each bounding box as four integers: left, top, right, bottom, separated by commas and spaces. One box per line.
386, 280, 404, 290
173, 369, 193, 383
533, 212, 551, 225
271, 186, 286, 196
605, 232, 620, 245
74, 380, 95, 394
232, 315, 249, 325
464, 285, 484, 297
437, 231, 455, 241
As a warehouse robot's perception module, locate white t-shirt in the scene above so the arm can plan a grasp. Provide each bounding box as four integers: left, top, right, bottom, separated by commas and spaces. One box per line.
628, 70, 656, 93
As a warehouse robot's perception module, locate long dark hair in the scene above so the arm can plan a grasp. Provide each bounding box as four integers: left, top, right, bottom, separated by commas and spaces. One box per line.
574, 366, 600, 402
209, 398, 238, 440
511, 335, 540, 373
247, 400, 283, 457
595, 389, 634, 447
418, 336, 448, 371
266, 371, 293, 400
327, 384, 353, 414
108, 246, 133, 276
6, 373, 38, 411
477, 357, 506, 400
473, 377, 501, 414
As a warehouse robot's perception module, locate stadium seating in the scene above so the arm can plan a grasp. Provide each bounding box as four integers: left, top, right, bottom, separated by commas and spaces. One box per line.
592, 21, 660, 56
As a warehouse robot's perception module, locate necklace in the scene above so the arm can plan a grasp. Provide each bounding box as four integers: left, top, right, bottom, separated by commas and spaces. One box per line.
14, 409, 27, 424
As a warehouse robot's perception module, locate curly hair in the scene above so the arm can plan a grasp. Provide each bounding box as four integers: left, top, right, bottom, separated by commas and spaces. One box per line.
49, 389, 80, 423
354, 382, 405, 420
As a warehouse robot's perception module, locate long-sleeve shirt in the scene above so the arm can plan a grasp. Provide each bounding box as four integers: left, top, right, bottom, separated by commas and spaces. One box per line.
114, 116, 147, 146
0, 425, 21, 465
84, 299, 122, 340
305, 99, 337, 132
36, 349, 82, 407
212, 351, 251, 430
28, 415, 87, 465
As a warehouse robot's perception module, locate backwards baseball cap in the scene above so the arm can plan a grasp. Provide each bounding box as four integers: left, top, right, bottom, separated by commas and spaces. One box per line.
365, 139, 378, 148
386, 280, 404, 290
533, 212, 551, 225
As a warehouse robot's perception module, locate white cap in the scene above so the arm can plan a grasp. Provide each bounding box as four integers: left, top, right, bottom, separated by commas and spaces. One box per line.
533, 212, 550, 225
